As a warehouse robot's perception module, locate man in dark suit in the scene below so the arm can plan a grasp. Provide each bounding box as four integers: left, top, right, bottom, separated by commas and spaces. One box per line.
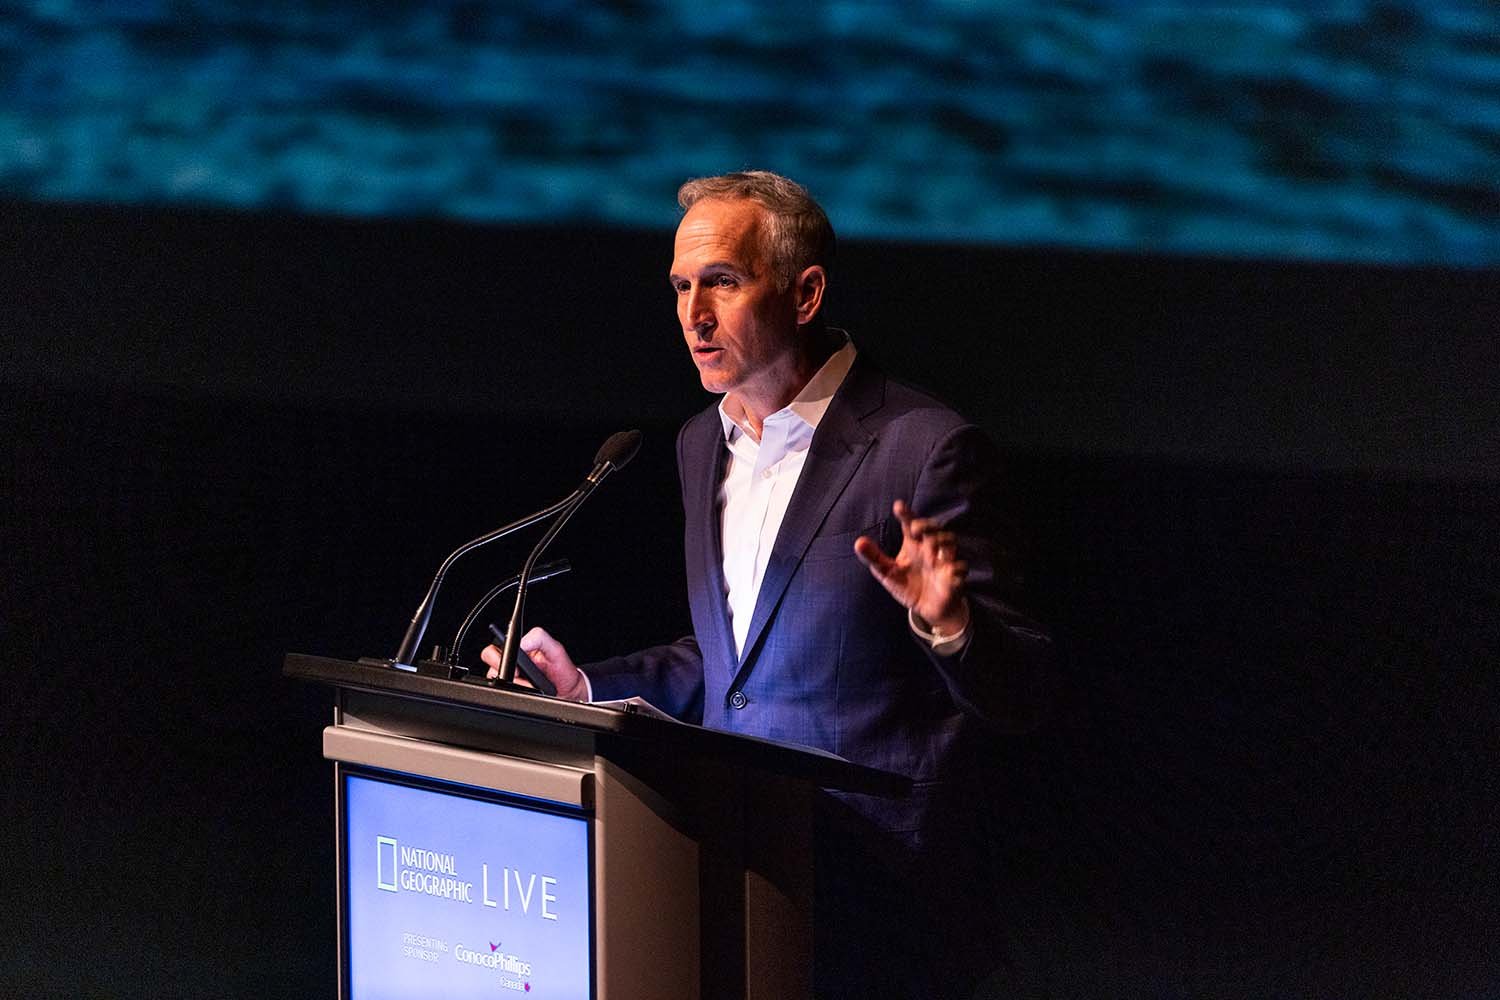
485, 171, 1050, 996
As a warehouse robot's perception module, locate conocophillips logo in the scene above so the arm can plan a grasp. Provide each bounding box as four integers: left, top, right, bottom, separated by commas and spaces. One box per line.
455, 943, 533, 977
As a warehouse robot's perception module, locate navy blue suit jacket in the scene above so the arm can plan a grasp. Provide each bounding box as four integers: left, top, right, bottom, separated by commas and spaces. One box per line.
585, 356, 1051, 847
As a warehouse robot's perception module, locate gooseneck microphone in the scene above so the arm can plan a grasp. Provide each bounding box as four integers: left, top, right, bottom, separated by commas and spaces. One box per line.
447, 558, 571, 668
494, 429, 642, 686
389, 430, 639, 670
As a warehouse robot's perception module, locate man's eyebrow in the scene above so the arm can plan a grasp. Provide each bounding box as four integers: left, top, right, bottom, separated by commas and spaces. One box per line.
669, 261, 749, 281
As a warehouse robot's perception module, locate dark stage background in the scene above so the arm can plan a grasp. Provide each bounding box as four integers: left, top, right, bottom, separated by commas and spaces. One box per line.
4, 201, 1497, 997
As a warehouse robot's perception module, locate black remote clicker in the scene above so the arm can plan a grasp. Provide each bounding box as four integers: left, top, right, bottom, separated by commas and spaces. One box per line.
487, 623, 559, 696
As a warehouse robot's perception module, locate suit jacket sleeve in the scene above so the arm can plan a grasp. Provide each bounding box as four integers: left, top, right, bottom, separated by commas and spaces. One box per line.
911, 423, 1052, 732
582, 636, 706, 725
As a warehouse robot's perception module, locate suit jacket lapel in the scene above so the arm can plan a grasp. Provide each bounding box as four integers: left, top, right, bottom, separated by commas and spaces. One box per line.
732, 359, 886, 677
681, 410, 739, 675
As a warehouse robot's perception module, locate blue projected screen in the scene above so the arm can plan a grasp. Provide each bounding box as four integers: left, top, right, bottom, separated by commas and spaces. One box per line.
1, 1, 1496, 265
342, 769, 593, 1000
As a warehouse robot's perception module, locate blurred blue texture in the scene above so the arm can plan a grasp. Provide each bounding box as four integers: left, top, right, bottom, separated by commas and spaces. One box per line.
1, 1, 1496, 263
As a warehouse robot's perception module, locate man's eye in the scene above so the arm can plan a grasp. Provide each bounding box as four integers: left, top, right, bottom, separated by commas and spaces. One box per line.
714, 274, 737, 287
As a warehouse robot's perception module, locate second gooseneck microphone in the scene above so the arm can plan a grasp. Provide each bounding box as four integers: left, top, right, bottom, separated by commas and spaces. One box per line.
494, 429, 642, 686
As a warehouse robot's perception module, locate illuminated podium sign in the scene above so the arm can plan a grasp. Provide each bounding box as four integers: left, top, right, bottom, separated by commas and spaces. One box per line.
342, 770, 592, 999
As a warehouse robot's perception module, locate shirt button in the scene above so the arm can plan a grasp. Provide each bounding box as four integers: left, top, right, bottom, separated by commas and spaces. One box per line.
728, 691, 748, 710
761, 469, 773, 480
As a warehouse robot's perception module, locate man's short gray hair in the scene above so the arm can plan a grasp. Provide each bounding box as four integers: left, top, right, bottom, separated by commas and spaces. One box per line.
677, 171, 836, 292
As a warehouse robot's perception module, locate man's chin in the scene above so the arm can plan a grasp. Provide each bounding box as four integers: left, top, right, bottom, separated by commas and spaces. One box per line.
697, 370, 736, 395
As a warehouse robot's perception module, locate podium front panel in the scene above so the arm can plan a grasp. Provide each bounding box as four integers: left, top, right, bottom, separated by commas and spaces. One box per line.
330, 747, 596, 998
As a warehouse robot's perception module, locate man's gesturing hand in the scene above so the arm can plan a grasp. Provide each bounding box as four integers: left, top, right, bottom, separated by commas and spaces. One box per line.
854, 500, 971, 638
481, 626, 590, 701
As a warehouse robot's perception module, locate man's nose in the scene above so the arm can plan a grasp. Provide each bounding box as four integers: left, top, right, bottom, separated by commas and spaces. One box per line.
684, 286, 715, 336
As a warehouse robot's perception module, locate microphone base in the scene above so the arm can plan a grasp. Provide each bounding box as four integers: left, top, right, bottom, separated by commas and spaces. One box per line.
357, 656, 409, 671
358, 655, 470, 681
416, 658, 470, 681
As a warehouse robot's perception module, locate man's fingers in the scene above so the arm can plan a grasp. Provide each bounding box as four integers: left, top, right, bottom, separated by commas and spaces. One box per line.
922, 529, 956, 554
894, 501, 946, 545
484, 627, 571, 682
520, 626, 561, 659
512, 626, 588, 701
878, 500, 971, 623
854, 535, 897, 578
482, 643, 508, 681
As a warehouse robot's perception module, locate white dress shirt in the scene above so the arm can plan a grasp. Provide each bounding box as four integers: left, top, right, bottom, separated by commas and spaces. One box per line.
717, 338, 859, 658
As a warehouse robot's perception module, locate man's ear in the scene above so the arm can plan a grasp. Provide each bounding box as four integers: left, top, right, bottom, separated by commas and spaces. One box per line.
793, 265, 827, 325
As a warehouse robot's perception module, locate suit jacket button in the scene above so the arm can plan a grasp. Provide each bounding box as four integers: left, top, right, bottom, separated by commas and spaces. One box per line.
728, 691, 748, 710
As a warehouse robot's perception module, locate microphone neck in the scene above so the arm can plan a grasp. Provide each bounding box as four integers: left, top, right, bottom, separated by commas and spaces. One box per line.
495, 486, 593, 685
391, 488, 582, 668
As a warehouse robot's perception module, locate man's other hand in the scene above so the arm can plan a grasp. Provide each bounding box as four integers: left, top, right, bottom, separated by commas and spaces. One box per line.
481, 626, 590, 701
854, 499, 971, 638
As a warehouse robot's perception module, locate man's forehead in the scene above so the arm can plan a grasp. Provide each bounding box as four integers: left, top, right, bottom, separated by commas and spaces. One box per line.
671, 198, 768, 270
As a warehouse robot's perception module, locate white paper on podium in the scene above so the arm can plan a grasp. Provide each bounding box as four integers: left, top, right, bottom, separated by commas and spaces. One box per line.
593, 696, 681, 722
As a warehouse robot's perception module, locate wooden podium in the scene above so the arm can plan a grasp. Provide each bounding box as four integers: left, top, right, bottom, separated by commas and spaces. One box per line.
285, 653, 906, 1000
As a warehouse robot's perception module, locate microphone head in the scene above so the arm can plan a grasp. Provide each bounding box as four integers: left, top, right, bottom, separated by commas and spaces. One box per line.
594, 429, 643, 471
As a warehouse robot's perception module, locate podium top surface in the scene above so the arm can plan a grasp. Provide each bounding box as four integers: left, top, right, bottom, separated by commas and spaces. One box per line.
285, 653, 908, 796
